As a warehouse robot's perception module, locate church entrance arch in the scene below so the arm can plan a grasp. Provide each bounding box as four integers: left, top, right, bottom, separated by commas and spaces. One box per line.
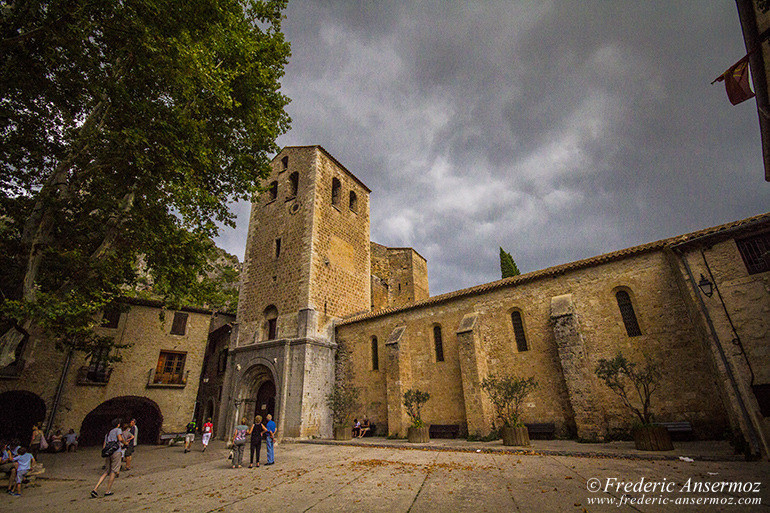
79, 396, 162, 446
0, 391, 46, 443
235, 364, 276, 425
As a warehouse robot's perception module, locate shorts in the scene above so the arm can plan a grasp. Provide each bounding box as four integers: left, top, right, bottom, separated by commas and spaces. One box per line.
15, 469, 27, 484
185, 433, 195, 443
124, 444, 135, 457
202, 433, 211, 445
106, 450, 121, 474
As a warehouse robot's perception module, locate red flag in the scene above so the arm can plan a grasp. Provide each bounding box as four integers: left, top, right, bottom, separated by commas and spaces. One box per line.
712, 55, 755, 105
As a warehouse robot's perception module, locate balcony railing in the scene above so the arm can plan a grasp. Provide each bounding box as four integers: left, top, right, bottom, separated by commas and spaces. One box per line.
76, 365, 113, 386
147, 368, 188, 388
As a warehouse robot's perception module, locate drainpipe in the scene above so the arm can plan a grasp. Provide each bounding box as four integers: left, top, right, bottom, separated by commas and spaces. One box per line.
46, 348, 74, 436
672, 247, 761, 457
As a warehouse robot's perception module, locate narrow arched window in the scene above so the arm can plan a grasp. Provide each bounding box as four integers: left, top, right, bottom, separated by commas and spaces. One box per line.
349, 191, 358, 212
281, 156, 289, 171
268, 181, 278, 202
331, 178, 341, 206
616, 290, 642, 336
289, 172, 299, 197
433, 325, 444, 362
264, 305, 278, 340
511, 311, 528, 351
371, 336, 379, 370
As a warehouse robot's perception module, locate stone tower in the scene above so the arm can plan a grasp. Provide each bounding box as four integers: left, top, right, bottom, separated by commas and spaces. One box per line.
222, 146, 371, 438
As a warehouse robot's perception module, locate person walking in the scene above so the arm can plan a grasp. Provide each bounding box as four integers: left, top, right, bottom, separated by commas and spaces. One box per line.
247, 415, 266, 468
201, 418, 213, 452
231, 418, 248, 468
124, 419, 137, 469
183, 420, 196, 453
265, 414, 276, 466
91, 418, 125, 498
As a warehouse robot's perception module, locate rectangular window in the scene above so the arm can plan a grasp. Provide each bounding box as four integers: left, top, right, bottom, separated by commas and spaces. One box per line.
736, 232, 770, 275
87, 346, 111, 382
433, 326, 444, 362
101, 309, 121, 329
217, 349, 228, 374
154, 351, 187, 384
267, 318, 277, 340
170, 312, 188, 336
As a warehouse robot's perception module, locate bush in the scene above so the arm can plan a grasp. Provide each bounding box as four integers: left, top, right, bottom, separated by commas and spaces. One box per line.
481, 374, 538, 427
403, 389, 430, 428
595, 353, 660, 426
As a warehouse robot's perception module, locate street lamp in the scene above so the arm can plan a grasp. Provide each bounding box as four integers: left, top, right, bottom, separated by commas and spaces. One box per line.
698, 274, 714, 298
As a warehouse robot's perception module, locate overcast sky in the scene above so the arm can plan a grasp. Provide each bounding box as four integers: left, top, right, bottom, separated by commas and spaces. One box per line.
216, 1, 770, 296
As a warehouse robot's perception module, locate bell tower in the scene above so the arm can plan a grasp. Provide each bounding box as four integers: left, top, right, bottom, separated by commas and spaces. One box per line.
223, 146, 371, 438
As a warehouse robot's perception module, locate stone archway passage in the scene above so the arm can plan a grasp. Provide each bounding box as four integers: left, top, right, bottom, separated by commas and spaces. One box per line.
79, 396, 163, 446
256, 380, 276, 420
0, 390, 46, 444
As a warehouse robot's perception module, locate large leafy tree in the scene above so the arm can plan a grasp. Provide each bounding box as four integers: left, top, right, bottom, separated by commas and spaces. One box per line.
0, 0, 290, 360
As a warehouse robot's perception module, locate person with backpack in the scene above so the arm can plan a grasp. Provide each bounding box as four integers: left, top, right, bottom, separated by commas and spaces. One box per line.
91, 418, 125, 498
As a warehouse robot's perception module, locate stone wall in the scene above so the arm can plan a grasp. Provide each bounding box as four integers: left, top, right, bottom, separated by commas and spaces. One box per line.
338, 250, 729, 440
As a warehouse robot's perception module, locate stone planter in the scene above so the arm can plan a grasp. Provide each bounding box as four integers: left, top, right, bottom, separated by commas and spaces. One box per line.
633, 425, 673, 451
334, 425, 352, 441
501, 425, 530, 446
407, 425, 430, 443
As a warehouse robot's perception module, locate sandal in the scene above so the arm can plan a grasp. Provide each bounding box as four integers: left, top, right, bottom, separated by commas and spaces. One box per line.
90, 490, 98, 498
104, 492, 113, 496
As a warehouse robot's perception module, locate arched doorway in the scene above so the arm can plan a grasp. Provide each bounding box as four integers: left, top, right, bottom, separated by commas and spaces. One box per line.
0, 391, 45, 443
79, 396, 162, 446
235, 364, 276, 425
256, 381, 275, 420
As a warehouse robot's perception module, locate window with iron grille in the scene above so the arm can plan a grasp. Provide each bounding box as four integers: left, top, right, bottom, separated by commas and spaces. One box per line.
170, 312, 188, 336
155, 351, 186, 384
433, 325, 444, 362
616, 290, 642, 337
736, 232, 770, 275
371, 336, 379, 370
87, 346, 111, 382
510, 311, 528, 351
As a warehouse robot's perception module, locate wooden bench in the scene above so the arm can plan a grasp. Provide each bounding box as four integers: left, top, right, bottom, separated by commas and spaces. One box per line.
654, 421, 693, 441
525, 423, 556, 440
430, 424, 460, 439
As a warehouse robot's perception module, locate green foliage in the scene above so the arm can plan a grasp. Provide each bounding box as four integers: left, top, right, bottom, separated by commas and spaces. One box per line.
403, 389, 430, 428
326, 345, 359, 427
499, 247, 520, 279
481, 374, 538, 427
595, 353, 661, 426
0, 0, 290, 355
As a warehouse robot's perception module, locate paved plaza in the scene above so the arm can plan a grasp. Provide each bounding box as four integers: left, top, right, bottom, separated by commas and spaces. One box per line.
2, 438, 768, 512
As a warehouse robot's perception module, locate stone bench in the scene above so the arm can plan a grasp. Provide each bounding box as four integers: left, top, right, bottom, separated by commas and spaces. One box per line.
159, 433, 185, 445
429, 424, 460, 439
525, 423, 556, 440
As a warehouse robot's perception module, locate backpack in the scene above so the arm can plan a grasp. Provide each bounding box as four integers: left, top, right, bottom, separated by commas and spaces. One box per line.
101, 440, 120, 458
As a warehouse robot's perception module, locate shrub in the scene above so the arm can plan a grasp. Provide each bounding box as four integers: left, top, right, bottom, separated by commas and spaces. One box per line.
403, 389, 430, 428
595, 352, 660, 426
481, 374, 538, 427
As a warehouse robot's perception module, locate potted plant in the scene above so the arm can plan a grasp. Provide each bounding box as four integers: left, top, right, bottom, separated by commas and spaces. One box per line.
595, 353, 673, 451
481, 373, 538, 446
403, 389, 430, 443
326, 346, 359, 440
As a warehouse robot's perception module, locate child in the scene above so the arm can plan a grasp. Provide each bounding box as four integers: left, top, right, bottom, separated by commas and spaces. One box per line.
7, 446, 35, 496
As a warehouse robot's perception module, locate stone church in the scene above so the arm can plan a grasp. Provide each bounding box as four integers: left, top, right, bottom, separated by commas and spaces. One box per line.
222, 145, 770, 459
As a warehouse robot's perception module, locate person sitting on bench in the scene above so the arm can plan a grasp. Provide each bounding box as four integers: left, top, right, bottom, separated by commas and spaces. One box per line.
358, 418, 370, 438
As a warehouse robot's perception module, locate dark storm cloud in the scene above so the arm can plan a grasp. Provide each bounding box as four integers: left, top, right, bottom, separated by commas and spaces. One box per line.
216, 1, 769, 296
